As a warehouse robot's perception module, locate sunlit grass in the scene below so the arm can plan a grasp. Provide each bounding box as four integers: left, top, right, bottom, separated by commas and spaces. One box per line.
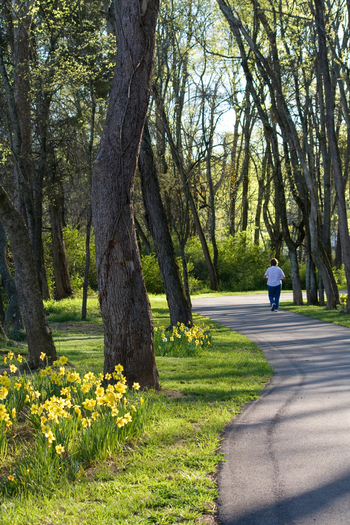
44, 296, 101, 323
280, 300, 350, 328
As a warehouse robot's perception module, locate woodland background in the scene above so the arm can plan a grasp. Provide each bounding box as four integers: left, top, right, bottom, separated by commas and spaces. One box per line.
0, 0, 350, 338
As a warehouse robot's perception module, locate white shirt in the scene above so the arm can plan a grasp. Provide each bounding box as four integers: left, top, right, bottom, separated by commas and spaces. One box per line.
264, 266, 285, 286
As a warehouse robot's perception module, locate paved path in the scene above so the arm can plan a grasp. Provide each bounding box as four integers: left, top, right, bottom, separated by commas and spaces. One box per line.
192, 294, 350, 525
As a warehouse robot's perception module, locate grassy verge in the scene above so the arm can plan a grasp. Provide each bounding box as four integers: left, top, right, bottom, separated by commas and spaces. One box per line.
193, 290, 293, 299
0, 297, 272, 524
280, 300, 350, 328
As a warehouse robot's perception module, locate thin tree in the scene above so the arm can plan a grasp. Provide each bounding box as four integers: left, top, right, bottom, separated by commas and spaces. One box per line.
139, 119, 193, 327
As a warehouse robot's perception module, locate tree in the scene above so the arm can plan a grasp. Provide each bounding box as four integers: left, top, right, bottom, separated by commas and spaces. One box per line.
0, 186, 56, 367
314, 0, 350, 311
0, 221, 23, 332
139, 119, 193, 327
91, 0, 160, 389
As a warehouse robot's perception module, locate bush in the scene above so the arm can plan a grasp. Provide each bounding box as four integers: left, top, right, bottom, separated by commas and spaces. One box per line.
333, 265, 347, 288
141, 254, 201, 295
185, 234, 308, 292
186, 234, 272, 291
141, 254, 164, 294
217, 234, 272, 290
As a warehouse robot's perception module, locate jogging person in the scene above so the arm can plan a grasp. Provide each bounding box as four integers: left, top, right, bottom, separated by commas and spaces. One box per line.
264, 258, 285, 312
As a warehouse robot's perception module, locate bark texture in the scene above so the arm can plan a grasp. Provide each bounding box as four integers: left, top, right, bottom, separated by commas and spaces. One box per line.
314, 0, 350, 311
0, 187, 56, 367
92, 0, 159, 389
0, 222, 23, 332
50, 194, 72, 300
139, 120, 192, 327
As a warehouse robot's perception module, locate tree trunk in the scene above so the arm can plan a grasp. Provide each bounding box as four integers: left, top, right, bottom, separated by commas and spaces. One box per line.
314, 0, 350, 311
241, 92, 252, 232
306, 248, 318, 305
153, 86, 219, 291
273, 130, 303, 305
180, 244, 191, 307
0, 6, 49, 300
82, 208, 92, 320
139, 120, 192, 327
135, 217, 151, 255
0, 222, 23, 332
254, 157, 266, 246
0, 288, 5, 327
229, 117, 242, 237
0, 186, 56, 367
82, 78, 96, 320
91, 0, 159, 389
319, 274, 325, 306
50, 190, 72, 300
334, 228, 342, 269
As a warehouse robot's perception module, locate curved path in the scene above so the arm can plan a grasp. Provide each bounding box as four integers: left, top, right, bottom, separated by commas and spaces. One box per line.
192, 294, 350, 525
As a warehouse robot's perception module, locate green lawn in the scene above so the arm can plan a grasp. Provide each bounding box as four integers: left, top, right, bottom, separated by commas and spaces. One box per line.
280, 300, 350, 328
0, 296, 273, 525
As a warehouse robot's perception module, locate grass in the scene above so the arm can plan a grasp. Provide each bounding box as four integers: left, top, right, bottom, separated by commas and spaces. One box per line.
280, 300, 350, 328
193, 290, 293, 298
0, 296, 273, 524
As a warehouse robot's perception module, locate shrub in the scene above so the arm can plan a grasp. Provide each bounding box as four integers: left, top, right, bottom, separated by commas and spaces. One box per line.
141, 254, 164, 294
141, 254, 201, 295
333, 265, 347, 288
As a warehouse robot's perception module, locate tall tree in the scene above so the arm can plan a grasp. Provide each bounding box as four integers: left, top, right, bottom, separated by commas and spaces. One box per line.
0, 186, 56, 367
92, 0, 160, 388
139, 119, 192, 327
314, 0, 350, 311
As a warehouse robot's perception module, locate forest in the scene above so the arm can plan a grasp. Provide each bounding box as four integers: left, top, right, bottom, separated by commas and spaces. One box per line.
0, 0, 350, 379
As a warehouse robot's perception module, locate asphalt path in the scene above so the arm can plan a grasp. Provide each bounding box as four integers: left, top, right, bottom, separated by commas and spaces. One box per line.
192, 293, 350, 525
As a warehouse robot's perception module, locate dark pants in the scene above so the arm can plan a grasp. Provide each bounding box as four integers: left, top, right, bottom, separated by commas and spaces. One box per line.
268, 284, 282, 310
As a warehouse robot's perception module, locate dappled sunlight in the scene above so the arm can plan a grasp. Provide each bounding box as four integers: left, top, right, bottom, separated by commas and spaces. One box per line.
193, 294, 350, 524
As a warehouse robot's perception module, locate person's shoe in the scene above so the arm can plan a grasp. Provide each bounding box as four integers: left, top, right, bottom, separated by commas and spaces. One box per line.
271, 303, 276, 311
274, 309, 279, 312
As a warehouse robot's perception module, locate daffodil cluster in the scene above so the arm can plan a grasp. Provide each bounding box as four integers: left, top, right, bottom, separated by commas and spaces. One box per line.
154, 322, 214, 357
340, 294, 348, 307
1, 351, 146, 491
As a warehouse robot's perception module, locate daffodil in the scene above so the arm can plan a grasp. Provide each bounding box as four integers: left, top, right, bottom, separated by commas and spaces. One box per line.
115, 364, 124, 374
115, 382, 127, 394
0, 387, 8, 400
55, 444, 65, 455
